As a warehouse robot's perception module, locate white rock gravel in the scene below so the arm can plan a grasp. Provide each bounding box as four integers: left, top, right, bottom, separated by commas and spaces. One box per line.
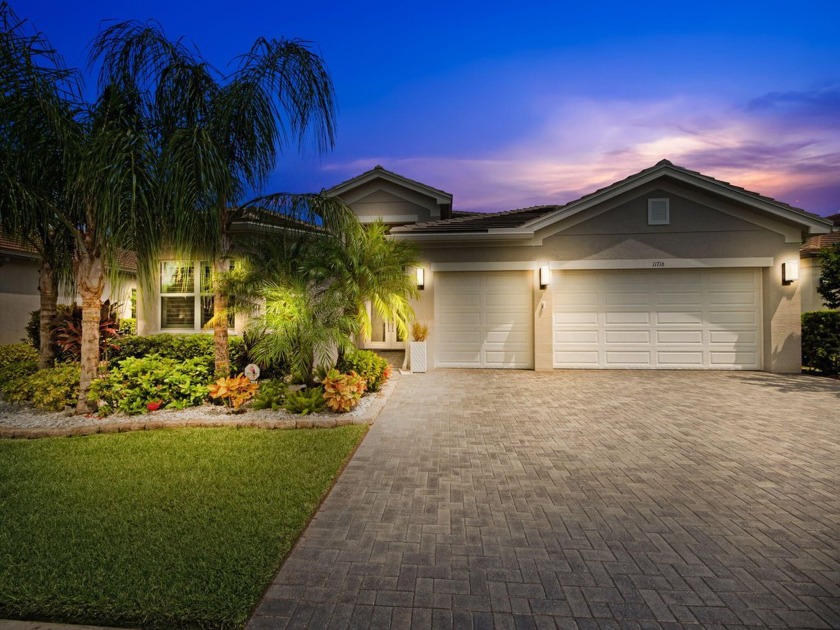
0, 379, 387, 434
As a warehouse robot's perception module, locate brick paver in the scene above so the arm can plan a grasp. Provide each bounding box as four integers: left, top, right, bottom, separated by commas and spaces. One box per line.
248, 370, 840, 629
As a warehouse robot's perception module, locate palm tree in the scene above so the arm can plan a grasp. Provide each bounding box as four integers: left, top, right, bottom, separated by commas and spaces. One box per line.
230, 207, 419, 383
89, 22, 337, 376
0, 7, 199, 411
2, 10, 337, 409
0, 3, 78, 368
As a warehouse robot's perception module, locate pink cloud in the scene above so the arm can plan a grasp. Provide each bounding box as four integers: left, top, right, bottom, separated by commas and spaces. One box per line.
322, 92, 840, 215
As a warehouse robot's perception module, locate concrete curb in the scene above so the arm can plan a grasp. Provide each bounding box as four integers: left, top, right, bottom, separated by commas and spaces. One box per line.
0, 622, 132, 630
0, 374, 398, 440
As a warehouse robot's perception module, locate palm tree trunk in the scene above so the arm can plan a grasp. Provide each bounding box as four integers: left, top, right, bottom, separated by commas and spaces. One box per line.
37, 259, 57, 369
213, 253, 230, 377
76, 250, 104, 413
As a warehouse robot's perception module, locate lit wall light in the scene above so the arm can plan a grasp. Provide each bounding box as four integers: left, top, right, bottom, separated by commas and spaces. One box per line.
539, 265, 551, 290
782, 260, 799, 285
416, 267, 425, 290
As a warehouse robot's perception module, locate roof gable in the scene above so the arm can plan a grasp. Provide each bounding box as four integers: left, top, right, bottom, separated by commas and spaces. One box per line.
326, 165, 453, 206
392, 160, 833, 240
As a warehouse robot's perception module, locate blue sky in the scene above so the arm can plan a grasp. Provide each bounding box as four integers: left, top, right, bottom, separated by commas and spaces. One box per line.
21, 0, 840, 215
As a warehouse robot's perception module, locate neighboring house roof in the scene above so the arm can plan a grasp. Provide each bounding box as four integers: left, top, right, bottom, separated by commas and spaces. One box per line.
0, 233, 138, 273
392, 159, 833, 239
326, 165, 454, 207
0, 234, 38, 258
801, 213, 840, 257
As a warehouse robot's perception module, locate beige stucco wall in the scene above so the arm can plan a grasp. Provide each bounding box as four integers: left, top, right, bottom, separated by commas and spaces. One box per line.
408, 186, 809, 373
0, 257, 135, 345
0, 259, 40, 344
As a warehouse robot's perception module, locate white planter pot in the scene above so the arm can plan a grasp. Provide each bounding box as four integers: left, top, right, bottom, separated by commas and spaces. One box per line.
410, 341, 427, 373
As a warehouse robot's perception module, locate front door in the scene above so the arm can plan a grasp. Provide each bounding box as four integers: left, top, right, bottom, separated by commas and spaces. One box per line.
364, 304, 406, 349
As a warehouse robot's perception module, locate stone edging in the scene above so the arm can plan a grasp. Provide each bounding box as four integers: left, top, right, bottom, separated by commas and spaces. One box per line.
0, 374, 398, 440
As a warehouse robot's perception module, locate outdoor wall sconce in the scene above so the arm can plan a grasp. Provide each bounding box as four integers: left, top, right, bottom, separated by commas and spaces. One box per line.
539, 265, 551, 290
416, 267, 425, 290
782, 260, 799, 285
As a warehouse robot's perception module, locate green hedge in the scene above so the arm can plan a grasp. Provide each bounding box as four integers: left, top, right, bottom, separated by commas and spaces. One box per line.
0, 344, 38, 390
802, 310, 840, 375
89, 354, 212, 416
3, 365, 80, 411
110, 334, 248, 374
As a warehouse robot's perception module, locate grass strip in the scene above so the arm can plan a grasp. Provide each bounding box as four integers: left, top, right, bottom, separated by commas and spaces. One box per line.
0, 425, 367, 628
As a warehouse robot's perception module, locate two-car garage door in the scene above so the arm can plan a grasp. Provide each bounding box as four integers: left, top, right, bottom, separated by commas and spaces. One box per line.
434, 268, 762, 370
553, 269, 762, 369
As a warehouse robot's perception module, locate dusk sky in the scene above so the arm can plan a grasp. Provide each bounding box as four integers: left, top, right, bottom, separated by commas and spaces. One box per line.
21, 1, 840, 216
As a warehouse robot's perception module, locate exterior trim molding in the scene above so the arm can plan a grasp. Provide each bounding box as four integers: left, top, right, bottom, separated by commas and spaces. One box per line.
359, 214, 418, 224
431, 261, 538, 272
549, 257, 775, 270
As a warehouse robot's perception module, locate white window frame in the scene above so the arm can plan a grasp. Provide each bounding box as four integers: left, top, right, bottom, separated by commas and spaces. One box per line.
159, 261, 214, 332
648, 198, 670, 225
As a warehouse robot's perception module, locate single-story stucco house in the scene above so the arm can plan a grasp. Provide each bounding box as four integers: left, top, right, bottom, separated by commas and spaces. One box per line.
1, 159, 835, 373
327, 160, 833, 373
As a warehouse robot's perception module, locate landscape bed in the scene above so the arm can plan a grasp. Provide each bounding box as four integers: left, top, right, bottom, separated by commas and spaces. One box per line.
0, 425, 367, 629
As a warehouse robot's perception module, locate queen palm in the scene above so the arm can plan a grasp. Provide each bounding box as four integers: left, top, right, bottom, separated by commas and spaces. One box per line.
90, 22, 337, 376
0, 4, 78, 369
2, 9, 338, 410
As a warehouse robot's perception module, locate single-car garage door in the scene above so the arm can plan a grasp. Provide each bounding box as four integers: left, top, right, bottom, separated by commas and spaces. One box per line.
437, 271, 533, 368
553, 268, 761, 369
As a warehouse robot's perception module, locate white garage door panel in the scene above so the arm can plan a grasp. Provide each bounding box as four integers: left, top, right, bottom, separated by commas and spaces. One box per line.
437, 271, 533, 368
553, 269, 761, 370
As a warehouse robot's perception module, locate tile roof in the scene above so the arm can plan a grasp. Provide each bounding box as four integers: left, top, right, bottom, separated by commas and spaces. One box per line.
393, 159, 832, 235
0, 234, 37, 257
0, 233, 137, 273
392, 205, 560, 233
801, 213, 840, 256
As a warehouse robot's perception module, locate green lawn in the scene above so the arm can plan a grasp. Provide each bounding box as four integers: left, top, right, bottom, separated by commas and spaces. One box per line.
0, 425, 367, 629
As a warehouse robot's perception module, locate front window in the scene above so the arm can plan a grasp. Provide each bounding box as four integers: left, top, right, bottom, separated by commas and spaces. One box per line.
160, 261, 215, 330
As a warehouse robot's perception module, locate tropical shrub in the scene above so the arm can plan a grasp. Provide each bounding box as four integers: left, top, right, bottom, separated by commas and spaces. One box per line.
208, 374, 259, 410
817, 244, 840, 309
110, 334, 247, 373
26, 302, 122, 361
4, 365, 80, 411
54, 305, 120, 361
0, 344, 38, 390
337, 349, 391, 392
284, 386, 326, 415
118, 318, 137, 335
802, 311, 840, 376
251, 379, 288, 410
88, 354, 212, 415
322, 369, 366, 413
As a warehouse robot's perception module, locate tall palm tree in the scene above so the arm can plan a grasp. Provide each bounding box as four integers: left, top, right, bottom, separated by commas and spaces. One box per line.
0, 6, 205, 411
89, 22, 337, 376
0, 3, 78, 368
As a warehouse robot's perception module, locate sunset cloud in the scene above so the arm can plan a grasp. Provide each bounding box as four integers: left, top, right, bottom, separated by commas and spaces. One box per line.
321, 88, 840, 215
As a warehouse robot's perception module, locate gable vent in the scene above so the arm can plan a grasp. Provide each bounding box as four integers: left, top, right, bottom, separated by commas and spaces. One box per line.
648, 198, 670, 225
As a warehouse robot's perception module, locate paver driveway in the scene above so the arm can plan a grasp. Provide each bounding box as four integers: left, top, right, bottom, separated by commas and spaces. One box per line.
249, 371, 840, 629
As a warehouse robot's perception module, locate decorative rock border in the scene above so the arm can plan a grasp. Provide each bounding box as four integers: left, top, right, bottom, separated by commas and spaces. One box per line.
0, 374, 397, 440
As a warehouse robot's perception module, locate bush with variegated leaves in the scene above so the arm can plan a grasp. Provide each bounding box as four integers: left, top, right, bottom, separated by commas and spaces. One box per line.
322, 369, 366, 413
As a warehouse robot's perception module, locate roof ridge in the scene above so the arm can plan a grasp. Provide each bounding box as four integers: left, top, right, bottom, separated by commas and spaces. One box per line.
326, 164, 452, 198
